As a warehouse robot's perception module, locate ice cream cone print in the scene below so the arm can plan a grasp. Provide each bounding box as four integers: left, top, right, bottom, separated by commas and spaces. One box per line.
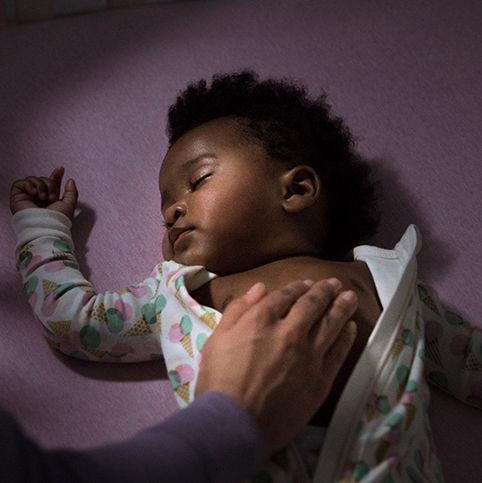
390, 339, 405, 360
89, 302, 107, 323
418, 286, 440, 315
169, 364, 195, 405
175, 290, 186, 308
45, 338, 60, 350
42, 280, 59, 298
84, 348, 108, 359
465, 353, 482, 371
150, 318, 162, 334
47, 320, 71, 339
422, 295, 440, 315
19, 243, 33, 256
176, 384, 190, 404
168, 323, 183, 344
365, 404, 379, 422
177, 315, 194, 358
200, 311, 217, 330
126, 319, 152, 336
17, 244, 33, 267
181, 335, 194, 358
426, 338, 443, 366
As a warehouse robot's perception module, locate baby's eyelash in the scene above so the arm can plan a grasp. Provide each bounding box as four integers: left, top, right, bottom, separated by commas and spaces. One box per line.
161, 173, 211, 225
192, 173, 211, 190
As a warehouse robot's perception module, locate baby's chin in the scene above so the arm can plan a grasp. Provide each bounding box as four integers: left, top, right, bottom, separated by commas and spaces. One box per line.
168, 252, 232, 275
165, 242, 261, 274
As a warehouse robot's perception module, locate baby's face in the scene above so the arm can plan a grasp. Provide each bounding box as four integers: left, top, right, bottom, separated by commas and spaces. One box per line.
159, 117, 285, 274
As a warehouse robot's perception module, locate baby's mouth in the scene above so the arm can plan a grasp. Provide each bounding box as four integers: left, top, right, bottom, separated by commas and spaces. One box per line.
170, 228, 194, 250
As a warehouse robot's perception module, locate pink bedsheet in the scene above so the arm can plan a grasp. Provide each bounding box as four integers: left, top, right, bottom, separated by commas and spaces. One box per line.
1, 1, 481, 481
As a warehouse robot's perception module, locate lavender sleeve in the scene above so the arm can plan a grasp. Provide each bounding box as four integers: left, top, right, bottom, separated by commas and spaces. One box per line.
0, 392, 263, 483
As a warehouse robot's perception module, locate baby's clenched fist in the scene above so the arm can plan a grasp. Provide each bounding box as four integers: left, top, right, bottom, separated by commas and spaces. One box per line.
9, 166, 78, 221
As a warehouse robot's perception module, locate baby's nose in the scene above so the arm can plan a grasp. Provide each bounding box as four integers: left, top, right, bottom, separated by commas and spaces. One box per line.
165, 201, 187, 224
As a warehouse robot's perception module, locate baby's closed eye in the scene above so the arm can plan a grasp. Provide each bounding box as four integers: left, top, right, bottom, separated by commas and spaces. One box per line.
191, 172, 211, 190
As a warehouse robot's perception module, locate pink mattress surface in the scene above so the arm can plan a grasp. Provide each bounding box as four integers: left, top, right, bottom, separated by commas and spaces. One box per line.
1, 1, 481, 481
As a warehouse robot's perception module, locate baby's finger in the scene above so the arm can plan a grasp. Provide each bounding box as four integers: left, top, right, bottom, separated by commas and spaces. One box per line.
312, 290, 358, 353
39, 176, 60, 201
284, 279, 342, 336
23, 178, 38, 196
10, 178, 35, 200
25, 177, 49, 200
50, 166, 64, 185
61, 178, 78, 206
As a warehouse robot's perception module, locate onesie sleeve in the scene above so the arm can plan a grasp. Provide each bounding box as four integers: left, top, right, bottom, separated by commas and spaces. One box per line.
12, 208, 167, 363
417, 280, 482, 410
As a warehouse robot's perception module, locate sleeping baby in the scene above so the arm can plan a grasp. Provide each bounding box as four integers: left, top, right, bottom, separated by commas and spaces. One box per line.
10, 70, 481, 482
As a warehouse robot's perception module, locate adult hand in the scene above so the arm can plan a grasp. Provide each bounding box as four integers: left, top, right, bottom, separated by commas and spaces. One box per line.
195, 278, 358, 457
9, 166, 78, 221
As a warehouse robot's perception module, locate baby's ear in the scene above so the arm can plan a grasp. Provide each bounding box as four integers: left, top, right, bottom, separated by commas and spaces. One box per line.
279, 165, 321, 213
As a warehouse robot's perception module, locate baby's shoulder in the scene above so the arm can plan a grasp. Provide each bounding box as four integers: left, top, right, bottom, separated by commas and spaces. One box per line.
262, 256, 373, 294
271, 257, 383, 332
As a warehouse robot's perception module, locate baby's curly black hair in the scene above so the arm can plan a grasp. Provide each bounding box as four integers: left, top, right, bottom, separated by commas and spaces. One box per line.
166, 69, 381, 260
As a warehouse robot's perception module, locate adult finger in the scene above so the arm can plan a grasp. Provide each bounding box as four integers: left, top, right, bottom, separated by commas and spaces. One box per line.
316, 320, 357, 393
283, 278, 342, 336
219, 280, 311, 333
217, 282, 268, 332
312, 290, 359, 353
239, 280, 314, 328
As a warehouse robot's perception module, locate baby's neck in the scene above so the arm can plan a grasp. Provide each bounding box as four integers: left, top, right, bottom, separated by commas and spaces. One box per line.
191, 254, 360, 314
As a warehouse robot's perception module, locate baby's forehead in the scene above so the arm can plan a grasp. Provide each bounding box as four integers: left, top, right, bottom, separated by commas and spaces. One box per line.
159, 152, 217, 180
160, 117, 254, 167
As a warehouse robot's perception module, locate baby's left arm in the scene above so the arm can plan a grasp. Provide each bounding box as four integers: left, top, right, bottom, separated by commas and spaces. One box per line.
12, 208, 166, 363
418, 281, 482, 410
10, 169, 167, 363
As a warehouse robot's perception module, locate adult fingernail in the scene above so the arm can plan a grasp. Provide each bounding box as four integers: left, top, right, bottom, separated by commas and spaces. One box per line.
246, 282, 264, 296
245, 282, 266, 303
327, 278, 342, 290
341, 290, 356, 302
303, 279, 314, 287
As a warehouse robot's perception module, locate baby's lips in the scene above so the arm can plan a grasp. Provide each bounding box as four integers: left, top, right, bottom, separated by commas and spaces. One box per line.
168, 226, 193, 246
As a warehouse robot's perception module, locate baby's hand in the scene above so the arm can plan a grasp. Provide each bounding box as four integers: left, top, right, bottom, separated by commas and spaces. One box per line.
9, 166, 78, 221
